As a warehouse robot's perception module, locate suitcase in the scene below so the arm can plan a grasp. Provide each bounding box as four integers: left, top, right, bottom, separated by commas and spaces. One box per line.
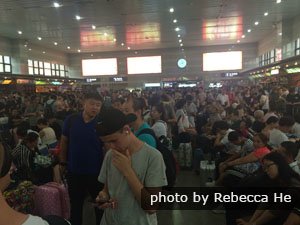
34, 182, 70, 219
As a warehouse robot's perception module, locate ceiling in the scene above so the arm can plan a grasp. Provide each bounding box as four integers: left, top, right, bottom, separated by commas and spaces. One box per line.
0, 0, 300, 53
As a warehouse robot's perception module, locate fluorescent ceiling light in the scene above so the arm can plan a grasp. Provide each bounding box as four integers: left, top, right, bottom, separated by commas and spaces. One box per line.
53, 2, 61, 8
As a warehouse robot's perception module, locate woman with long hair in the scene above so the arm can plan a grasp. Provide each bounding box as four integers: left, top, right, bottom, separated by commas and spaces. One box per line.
236, 152, 300, 225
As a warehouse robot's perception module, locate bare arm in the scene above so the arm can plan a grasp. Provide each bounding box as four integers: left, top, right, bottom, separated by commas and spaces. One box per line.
250, 210, 276, 225
58, 135, 68, 163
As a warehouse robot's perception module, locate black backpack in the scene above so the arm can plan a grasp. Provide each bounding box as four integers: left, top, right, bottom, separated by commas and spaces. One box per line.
138, 128, 177, 189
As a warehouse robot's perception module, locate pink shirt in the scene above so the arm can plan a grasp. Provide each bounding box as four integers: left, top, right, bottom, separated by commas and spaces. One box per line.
253, 146, 270, 159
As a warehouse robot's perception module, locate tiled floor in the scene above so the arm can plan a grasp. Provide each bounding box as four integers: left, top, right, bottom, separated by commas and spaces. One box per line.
83, 170, 226, 225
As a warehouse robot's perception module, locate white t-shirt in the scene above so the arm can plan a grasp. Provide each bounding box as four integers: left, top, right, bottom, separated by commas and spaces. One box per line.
292, 122, 300, 137
216, 94, 229, 106
152, 120, 167, 138
40, 127, 57, 145
268, 129, 289, 149
22, 215, 49, 225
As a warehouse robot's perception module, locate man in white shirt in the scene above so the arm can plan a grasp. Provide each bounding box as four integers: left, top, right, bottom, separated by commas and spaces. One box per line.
95, 108, 167, 225
216, 90, 229, 107
269, 116, 295, 149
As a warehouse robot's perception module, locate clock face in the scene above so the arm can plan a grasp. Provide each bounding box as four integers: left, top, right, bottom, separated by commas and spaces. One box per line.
177, 58, 187, 68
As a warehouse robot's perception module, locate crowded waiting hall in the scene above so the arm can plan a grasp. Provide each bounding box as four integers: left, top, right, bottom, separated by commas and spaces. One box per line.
1, 0, 300, 225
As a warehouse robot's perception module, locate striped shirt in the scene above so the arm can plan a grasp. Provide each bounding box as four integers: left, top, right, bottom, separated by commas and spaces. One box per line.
11, 143, 35, 180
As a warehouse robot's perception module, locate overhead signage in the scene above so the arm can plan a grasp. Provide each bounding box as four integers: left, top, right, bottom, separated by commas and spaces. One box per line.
86, 78, 97, 82
109, 77, 128, 82
223, 72, 239, 77
209, 83, 223, 88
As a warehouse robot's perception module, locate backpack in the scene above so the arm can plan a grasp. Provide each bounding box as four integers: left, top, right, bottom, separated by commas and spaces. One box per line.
44, 101, 55, 119
138, 128, 177, 189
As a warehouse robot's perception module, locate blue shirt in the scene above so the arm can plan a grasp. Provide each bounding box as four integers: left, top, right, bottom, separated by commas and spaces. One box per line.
62, 113, 103, 175
134, 122, 157, 148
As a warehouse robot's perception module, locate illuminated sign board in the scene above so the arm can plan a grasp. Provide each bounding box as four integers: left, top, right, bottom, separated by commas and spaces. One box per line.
209, 83, 223, 88
203, 51, 242, 71
286, 67, 300, 74
145, 83, 161, 87
109, 77, 128, 82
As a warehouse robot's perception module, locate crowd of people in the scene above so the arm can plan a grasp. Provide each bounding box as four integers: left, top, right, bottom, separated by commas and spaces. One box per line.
0, 84, 300, 225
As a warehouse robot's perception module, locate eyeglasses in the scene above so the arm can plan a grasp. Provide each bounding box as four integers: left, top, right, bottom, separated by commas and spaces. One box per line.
263, 163, 276, 171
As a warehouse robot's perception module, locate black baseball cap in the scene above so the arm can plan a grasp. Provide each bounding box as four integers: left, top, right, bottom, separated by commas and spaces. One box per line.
96, 107, 137, 137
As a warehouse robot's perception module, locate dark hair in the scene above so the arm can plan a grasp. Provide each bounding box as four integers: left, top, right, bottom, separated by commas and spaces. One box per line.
24, 132, 39, 143
212, 121, 229, 135
263, 152, 300, 184
84, 92, 103, 102
253, 133, 268, 146
186, 95, 193, 102
152, 103, 166, 121
0, 143, 12, 178
280, 141, 299, 160
279, 116, 295, 127
37, 118, 48, 126
175, 99, 186, 110
266, 116, 279, 125
228, 131, 241, 142
16, 121, 30, 138
113, 97, 125, 105
294, 113, 300, 124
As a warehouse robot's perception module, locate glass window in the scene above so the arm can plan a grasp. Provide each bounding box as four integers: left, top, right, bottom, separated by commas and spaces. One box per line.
45, 69, 51, 76
0, 56, 3, 63
60, 65, 64, 70
4, 65, 11, 72
28, 60, 33, 67
39, 61, 44, 68
4, 56, 10, 64
0, 64, 3, 73
44, 62, 51, 69
39, 68, 44, 75
28, 67, 34, 75
51, 64, 55, 69
34, 61, 39, 67
34, 68, 39, 74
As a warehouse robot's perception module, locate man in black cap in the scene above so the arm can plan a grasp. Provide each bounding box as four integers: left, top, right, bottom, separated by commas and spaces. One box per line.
95, 107, 167, 225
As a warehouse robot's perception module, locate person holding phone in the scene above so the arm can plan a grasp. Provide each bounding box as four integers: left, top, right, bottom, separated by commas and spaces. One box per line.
95, 108, 167, 225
